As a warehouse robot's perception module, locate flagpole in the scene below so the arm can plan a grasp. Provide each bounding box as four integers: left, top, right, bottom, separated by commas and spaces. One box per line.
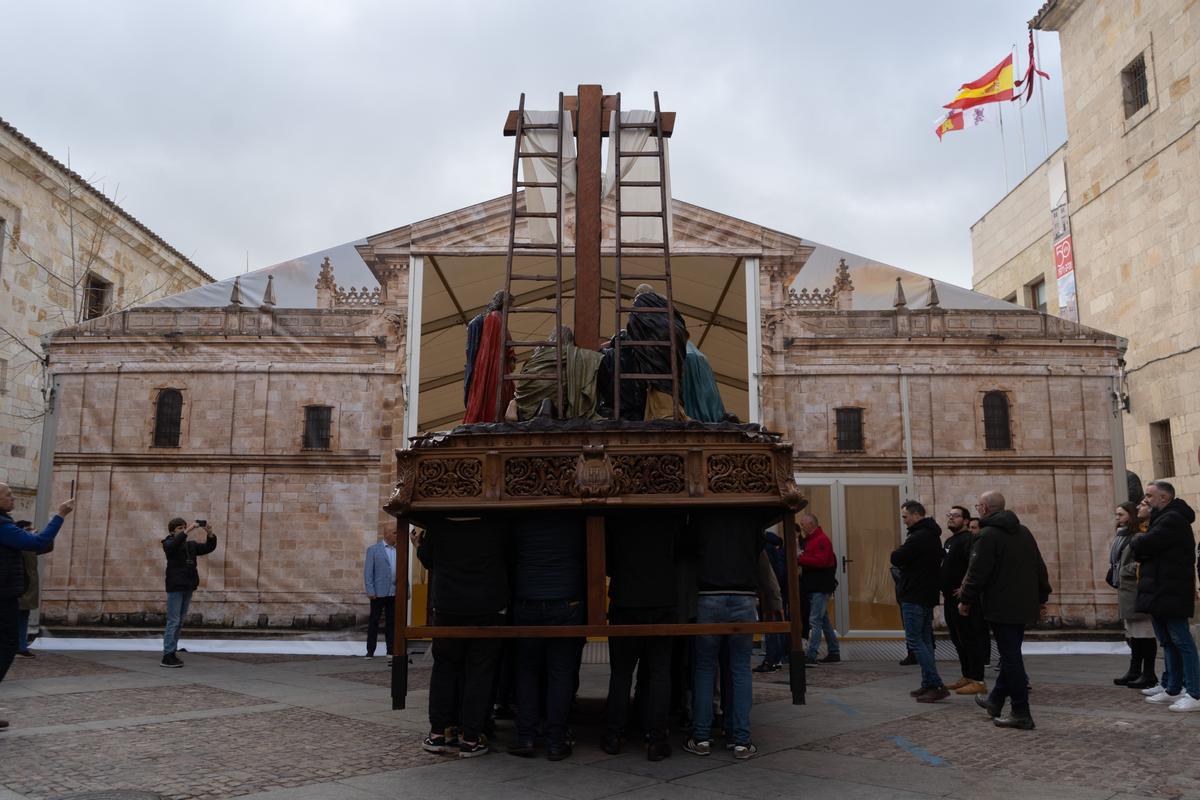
1035, 29, 1051, 157
1014, 44, 1029, 176
998, 100, 1010, 191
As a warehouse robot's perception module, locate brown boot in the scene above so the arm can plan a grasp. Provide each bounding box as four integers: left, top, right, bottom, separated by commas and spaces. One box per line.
946, 677, 972, 690
955, 680, 987, 695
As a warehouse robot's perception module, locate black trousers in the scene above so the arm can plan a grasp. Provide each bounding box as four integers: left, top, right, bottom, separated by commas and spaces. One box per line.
606, 605, 674, 742
0, 596, 17, 684
367, 596, 395, 656
988, 622, 1030, 714
428, 610, 504, 741
945, 601, 989, 681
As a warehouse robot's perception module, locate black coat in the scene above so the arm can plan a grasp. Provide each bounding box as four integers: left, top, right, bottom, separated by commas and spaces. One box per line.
940, 529, 974, 604
605, 510, 681, 609
890, 517, 944, 608
960, 510, 1052, 625
1131, 497, 1197, 619
162, 531, 217, 593
416, 517, 511, 614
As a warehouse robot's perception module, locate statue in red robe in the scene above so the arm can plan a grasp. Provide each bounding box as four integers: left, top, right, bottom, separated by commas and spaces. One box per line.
463, 298, 514, 424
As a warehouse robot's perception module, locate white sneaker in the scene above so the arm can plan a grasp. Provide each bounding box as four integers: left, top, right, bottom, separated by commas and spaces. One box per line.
1168, 695, 1200, 712
1146, 691, 1181, 704
1140, 683, 1164, 696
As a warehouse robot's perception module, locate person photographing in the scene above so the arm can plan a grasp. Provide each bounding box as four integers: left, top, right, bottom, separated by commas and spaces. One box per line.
160, 517, 217, 668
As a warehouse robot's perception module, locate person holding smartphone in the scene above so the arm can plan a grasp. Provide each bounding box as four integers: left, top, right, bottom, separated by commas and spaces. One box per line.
160, 517, 217, 668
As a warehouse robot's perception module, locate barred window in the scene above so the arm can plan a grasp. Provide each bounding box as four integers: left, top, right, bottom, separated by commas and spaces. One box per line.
153, 389, 183, 448
83, 272, 112, 320
1121, 53, 1149, 119
835, 407, 864, 452
983, 391, 1012, 450
1150, 420, 1176, 478
303, 405, 333, 450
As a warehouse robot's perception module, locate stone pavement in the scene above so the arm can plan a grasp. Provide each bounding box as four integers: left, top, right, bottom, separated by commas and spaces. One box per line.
2, 647, 1199, 800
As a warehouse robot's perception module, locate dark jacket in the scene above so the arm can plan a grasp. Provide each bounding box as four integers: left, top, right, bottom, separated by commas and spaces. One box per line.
1131, 497, 1197, 619
162, 530, 217, 593
606, 511, 681, 609
416, 517, 510, 614
798, 525, 837, 594
890, 517, 943, 608
512, 513, 585, 601
960, 510, 1052, 625
1, 513, 64, 600
940, 528, 974, 604
690, 509, 768, 593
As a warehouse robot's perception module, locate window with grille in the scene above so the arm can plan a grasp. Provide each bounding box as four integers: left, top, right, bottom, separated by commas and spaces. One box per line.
983, 391, 1012, 450
1029, 279, 1047, 313
303, 405, 333, 450
1121, 53, 1149, 119
835, 407, 864, 452
83, 272, 112, 320
153, 389, 183, 447
1150, 419, 1176, 478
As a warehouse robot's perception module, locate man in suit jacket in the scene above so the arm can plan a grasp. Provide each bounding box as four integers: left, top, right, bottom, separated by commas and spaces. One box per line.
364, 529, 398, 661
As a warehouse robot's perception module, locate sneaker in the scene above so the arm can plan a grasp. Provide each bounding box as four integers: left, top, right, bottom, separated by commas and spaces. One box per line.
1168, 695, 1200, 713
818, 653, 841, 664
916, 687, 950, 703
364, 653, 375, 658
15, 650, 34, 659
422, 732, 459, 754
946, 677, 971, 690
159, 653, 183, 668
646, 741, 672, 761
955, 680, 987, 695
459, 735, 490, 758
899, 653, 918, 666
601, 735, 622, 755
547, 742, 573, 761
752, 661, 780, 673
909, 686, 928, 697
0, 718, 8, 730
684, 738, 711, 756
733, 742, 759, 760
804, 655, 820, 665
1140, 683, 1165, 696
506, 741, 535, 758
1146, 691, 1181, 704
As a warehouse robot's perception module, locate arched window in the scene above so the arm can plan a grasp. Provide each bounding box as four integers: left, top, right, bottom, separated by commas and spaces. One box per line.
983, 391, 1011, 450
153, 389, 183, 448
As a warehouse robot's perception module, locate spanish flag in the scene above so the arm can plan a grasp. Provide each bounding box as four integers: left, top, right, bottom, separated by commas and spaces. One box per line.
935, 112, 963, 140
944, 55, 1014, 110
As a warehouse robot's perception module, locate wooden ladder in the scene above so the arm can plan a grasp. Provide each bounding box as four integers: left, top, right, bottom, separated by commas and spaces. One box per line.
611, 91, 682, 420
493, 92, 567, 421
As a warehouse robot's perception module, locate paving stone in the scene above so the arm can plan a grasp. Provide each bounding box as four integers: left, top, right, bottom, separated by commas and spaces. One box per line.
5, 653, 129, 680
0, 684, 265, 728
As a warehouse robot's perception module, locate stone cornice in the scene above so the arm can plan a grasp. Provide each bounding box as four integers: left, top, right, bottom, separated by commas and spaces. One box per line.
55, 452, 381, 469
793, 454, 1113, 470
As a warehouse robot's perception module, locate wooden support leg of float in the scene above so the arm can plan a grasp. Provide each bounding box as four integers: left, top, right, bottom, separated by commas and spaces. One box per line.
783, 513, 806, 705
392, 517, 410, 710
585, 514, 606, 626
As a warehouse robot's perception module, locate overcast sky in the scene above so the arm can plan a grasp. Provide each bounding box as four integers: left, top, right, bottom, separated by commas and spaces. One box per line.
1, 1, 1065, 288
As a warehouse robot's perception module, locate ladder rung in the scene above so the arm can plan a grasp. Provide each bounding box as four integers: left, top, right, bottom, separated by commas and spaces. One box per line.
518, 181, 561, 188
507, 307, 559, 314
504, 373, 559, 381
617, 306, 669, 314
615, 340, 673, 347
516, 211, 558, 218
518, 151, 557, 158
511, 242, 560, 251
618, 211, 663, 218
618, 241, 667, 249
618, 274, 670, 281
618, 122, 660, 129
508, 339, 555, 347
618, 181, 662, 187
615, 373, 675, 380
520, 123, 560, 130
508, 274, 561, 281
618, 151, 663, 158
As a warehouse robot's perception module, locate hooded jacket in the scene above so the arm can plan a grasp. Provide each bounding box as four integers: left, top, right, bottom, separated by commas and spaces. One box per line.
890, 516, 943, 608
1130, 497, 1197, 619
960, 510, 1052, 625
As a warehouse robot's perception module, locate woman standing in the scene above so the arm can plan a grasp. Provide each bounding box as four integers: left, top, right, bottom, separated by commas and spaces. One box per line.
1109, 500, 1158, 689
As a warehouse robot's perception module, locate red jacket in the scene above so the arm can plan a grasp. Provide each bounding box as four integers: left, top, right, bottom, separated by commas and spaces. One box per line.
798, 526, 838, 594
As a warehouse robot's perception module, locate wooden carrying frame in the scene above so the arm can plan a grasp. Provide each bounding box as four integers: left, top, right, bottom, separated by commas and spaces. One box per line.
384, 423, 809, 709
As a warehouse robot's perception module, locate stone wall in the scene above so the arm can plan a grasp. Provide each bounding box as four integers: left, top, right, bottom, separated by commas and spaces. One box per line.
0, 119, 210, 520
971, 0, 1200, 500
43, 304, 407, 628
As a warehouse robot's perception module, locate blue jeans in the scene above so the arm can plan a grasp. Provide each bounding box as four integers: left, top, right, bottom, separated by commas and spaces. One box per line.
163, 590, 193, 656
17, 609, 30, 652
805, 592, 839, 659
1152, 616, 1200, 699
900, 602, 942, 690
692, 594, 757, 745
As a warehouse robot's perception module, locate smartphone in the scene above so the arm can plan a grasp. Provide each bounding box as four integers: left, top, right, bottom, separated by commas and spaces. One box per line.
196, 519, 207, 527
70, 479, 75, 498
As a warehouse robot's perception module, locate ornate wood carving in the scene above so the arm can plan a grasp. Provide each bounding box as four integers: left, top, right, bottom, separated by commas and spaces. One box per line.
574, 446, 613, 498
413, 458, 483, 499
706, 453, 775, 494
505, 455, 576, 497
385, 451, 418, 516
611, 454, 686, 495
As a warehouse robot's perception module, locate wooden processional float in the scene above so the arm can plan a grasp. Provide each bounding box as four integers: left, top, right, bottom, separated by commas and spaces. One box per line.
383, 86, 808, 710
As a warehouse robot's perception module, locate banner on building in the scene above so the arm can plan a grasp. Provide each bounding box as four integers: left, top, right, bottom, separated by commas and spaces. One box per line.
1048, 159, 1078, 321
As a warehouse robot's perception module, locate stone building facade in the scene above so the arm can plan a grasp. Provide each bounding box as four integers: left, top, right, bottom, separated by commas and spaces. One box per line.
0, 117, 212, 520
44, 196, 1126, 629
971, 0, 1200, 501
